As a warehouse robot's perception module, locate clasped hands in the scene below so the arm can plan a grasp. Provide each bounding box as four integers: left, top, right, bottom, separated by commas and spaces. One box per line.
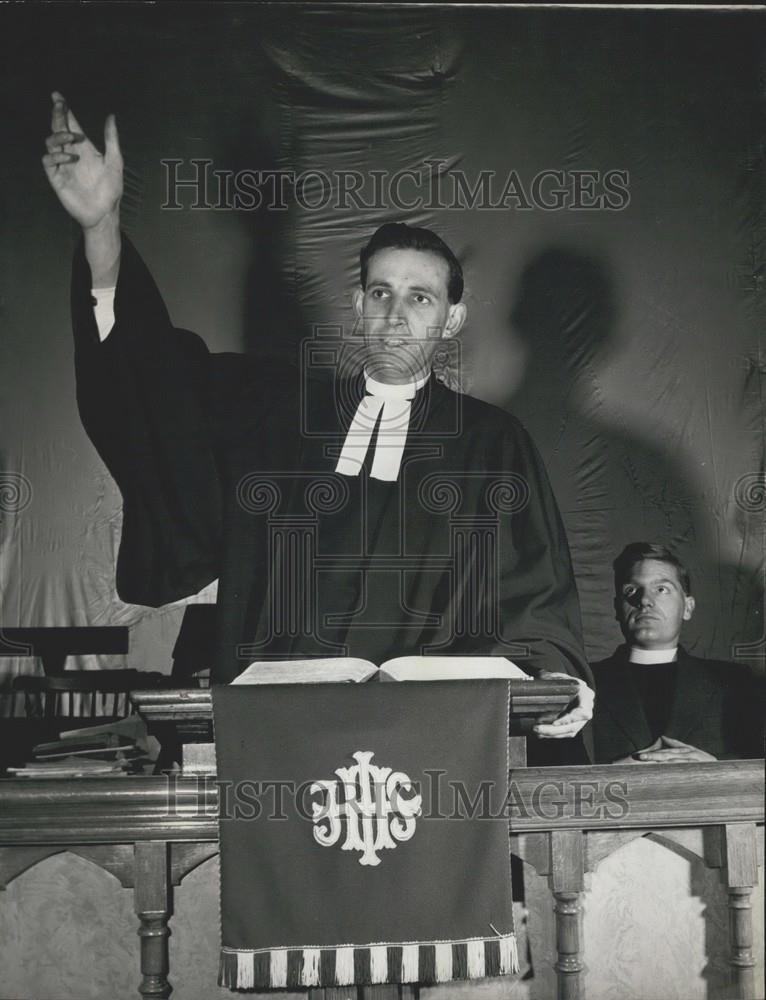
529, 673, 717, 762
614, 735, 716, 764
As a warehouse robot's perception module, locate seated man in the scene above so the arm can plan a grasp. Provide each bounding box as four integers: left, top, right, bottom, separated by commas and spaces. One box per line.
588, 542, 763, 763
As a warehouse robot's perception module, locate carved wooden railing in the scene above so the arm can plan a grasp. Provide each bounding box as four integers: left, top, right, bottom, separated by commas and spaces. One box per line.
0, 760, 762, 1000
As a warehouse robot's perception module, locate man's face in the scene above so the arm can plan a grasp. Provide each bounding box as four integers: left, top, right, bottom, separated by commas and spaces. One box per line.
353, 247, 466, 384
616, 559, 695, 649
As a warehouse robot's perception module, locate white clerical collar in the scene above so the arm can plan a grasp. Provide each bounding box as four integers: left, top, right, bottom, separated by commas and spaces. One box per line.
335, 369, 429, 481
628, 646, 678, 664
364, 370, 429, 399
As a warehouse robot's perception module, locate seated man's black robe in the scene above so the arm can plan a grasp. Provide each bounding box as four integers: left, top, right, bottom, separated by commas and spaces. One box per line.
71, 237, 591, 704
587, 645, 764, 762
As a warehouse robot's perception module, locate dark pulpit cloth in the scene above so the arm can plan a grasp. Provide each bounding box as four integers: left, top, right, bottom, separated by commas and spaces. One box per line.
212, 680, 518, 990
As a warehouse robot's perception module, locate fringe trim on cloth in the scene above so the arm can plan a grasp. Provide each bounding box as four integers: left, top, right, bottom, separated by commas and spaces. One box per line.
220, 935, 519, 989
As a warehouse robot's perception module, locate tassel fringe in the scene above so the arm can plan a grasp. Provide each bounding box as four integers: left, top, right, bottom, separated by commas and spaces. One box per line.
401, 944, 420, 983
370, 945, 389, 983
334, 945, 355, 985
435, 942, 453, 982
237, 952, 254, 989
269, 948, 287, 988
302, 947, 321, 986
467, 938, 486, 979
500, 932, 520, 975
220, 934, 517, 989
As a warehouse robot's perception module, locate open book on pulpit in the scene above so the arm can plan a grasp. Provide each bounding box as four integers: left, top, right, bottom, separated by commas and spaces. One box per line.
229, 655, 533, 685
130, 660, 576, 774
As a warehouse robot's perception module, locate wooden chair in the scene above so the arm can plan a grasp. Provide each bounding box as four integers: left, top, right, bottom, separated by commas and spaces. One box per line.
12, 670, 169, 720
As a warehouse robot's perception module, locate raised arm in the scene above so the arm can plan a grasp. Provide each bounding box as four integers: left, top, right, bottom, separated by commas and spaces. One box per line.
44, 94, 223, 607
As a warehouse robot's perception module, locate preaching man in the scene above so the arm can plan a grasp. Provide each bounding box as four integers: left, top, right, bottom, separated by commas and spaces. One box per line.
43, 92, 594, 749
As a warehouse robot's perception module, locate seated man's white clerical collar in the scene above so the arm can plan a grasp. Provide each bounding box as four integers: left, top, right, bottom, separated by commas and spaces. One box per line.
628, 646, 679, 664
335, 369, 429, 482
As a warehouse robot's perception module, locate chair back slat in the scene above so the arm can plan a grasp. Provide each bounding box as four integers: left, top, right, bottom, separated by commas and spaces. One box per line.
12, 671, 168, 719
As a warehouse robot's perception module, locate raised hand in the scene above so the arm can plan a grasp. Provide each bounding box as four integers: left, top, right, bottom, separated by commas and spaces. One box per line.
42, 91, 123, 230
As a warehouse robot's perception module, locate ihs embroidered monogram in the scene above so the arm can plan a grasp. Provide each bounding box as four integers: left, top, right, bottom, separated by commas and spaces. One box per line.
310, 750, 422, 866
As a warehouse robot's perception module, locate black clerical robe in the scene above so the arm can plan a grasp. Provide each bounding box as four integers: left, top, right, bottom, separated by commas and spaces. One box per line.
587, 645, 764, 762
71, 236, 591, 691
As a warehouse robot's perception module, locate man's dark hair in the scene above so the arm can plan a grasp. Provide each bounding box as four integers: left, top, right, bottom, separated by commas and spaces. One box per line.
359, 222, 464, 304
613, 542, 691, 595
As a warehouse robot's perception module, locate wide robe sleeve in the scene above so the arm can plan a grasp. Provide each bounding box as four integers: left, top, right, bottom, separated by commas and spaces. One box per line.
482, 413, 592, 688
71, 234, 224, 607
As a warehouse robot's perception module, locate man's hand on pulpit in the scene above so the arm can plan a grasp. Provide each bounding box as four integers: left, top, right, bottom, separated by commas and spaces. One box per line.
532, 670, 595, 739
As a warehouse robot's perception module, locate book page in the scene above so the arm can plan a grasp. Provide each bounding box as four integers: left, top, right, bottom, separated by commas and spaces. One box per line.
231, 657, 378, 685
379, 656, 532, 681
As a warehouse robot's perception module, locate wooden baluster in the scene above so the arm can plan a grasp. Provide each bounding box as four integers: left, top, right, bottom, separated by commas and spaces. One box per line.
134, 841, 172, 999
550, 829, 585, 1000
723, 823, 758, 1000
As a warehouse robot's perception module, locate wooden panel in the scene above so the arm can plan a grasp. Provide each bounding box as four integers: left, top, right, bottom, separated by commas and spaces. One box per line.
725, 822, 759, 888
512, 831, 550, 875
584, 829, 645, 871
71, 844, 137, 887
0, 845, 63, 887
505, 761, 764, 832
0, 775, 219, 845
0, 767, 762, 1000
0, 760, 762, 846
508, 735, 526, 768
170, 843, 219, 886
